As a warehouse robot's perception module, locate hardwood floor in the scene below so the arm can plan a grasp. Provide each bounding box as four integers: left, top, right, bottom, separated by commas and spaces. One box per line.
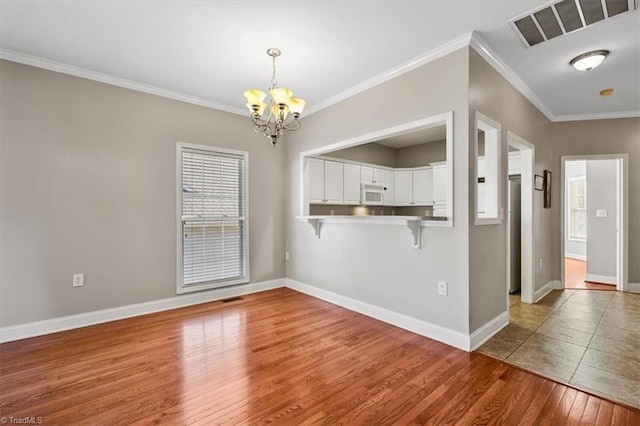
565, 258, 616, 290
1, 288, 638, 424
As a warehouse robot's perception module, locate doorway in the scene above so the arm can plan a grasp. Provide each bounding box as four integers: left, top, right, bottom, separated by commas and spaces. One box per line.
561, 155, 628, 291
506, 132, 534, 304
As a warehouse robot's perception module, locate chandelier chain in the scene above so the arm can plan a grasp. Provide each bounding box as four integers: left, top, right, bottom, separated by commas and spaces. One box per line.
271, 54, 278, 89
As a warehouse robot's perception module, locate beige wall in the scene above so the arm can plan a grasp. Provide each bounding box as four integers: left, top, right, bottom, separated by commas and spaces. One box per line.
468, 49, 554, 331
326, 142, 397, 167
396, 140, 446, 168
0, 60, 286, 326
550, 118, 640, 283
285, 47, 472, 334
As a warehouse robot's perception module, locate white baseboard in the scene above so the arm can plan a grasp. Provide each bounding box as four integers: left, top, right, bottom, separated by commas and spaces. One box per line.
552, 280, 564, 290
285, 278, 472, 351
470, 311, 509, 351
0, 278, 285, 343
534, 281, 555, 302
584, 274, 616, 285
628, 283, 640, 293
564, 253, 586, 261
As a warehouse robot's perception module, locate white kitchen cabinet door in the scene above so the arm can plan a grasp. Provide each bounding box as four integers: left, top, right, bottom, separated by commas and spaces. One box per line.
361, 166, 373, 184
308, 158, 325, 204
343, 163, 361, 205
324, 160, 344, 204
373, 168, 385, 185
383, 170, 394, 205
412, 168, 433, 206
432, 163, 448, 217
394, 170, 412, 205
432, 163, 447, 204
361, 166, 385, 185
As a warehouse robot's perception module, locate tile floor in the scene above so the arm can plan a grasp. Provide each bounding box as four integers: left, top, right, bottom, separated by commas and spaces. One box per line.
477, 289, 640, 408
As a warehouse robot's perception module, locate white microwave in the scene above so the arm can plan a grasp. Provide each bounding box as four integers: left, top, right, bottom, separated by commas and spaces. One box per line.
361, 184, 385, 205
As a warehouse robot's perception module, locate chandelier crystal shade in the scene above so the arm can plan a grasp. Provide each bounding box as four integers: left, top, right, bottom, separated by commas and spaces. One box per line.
244, 48, 307, 147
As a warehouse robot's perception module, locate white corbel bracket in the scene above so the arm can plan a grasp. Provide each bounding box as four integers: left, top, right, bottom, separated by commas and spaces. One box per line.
406, 219, 422, 249
307, 218, 321, 238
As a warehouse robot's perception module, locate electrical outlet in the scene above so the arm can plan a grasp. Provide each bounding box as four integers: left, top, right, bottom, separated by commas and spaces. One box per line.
285, 251, 290, 261
437, 281, 448, 296
539, 258, 543, 269
73, 273, 84, 287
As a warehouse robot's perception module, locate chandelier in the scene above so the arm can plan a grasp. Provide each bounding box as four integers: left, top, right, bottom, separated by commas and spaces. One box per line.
243, 48, 307, 147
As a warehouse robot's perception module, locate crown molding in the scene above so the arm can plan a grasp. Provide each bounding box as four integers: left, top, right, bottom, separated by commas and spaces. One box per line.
469, 32, 557, 121
553, 110, 640, 122
469, 33, 640, 123
304, 32, 474, 116
0, 48, 247, 116
3, 43, 637, 123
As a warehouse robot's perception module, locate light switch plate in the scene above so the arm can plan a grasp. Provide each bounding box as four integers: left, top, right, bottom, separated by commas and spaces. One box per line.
596, 209, 608, 218
437, 281, 448, 296
73, 273, 84, 287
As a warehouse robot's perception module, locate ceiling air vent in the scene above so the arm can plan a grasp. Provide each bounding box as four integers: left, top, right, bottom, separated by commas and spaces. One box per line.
510, 0, 637, 47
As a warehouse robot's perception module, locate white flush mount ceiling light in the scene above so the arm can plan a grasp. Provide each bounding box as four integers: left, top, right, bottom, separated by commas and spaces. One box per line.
570, 50, 610, 71
244, 48, 307, 147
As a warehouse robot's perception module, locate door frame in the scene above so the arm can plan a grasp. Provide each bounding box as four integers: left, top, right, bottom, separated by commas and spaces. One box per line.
507, 132, 535, 304
560, 154, 628, 291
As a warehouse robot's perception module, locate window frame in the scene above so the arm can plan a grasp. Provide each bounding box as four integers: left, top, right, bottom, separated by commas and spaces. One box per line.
176, 142, 250, 294
474, 111, 502, 225
567, 175, 587, 242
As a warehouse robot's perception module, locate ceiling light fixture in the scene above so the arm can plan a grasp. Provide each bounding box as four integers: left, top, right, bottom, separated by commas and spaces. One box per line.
244, 48, 307, 147
569, 50, 610, 71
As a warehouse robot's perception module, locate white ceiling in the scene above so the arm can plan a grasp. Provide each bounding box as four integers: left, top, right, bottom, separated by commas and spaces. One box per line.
1, 1, 637, 121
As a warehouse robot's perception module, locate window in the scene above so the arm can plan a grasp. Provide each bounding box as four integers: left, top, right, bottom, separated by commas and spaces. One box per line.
568, 176, 586, 240
177, 143, 248, 293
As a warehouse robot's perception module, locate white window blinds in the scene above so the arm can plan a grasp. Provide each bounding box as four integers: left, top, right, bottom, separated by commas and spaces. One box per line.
568, 177, 586, 240
179, 146, 248, 291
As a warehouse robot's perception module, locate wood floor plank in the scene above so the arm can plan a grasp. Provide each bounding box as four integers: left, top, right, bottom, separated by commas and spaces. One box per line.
1, 287, 638, 424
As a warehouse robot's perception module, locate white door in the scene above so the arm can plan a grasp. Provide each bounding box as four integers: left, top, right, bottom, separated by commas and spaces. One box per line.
324, 160, 344, 204
343, 164, 361, 205
308, 158, 325, 204
394, 170, 412, 205
413, 168, 433, 206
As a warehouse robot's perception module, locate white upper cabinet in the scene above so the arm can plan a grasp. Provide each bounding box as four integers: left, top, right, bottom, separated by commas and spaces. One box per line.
393, 170, 413, 205
361, 166, 385, 185
412, 167, 433, 206
343, 164, 361, 205
324, 160, 344, 204
308, 158, 325, 204
432, 162, 448, 217
394, 168, 433, 206
308, 158, 344, 204
382, 170, 394, 205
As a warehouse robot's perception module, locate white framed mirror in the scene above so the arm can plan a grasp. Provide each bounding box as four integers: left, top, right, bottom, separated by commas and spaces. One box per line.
474, 111, 502, 225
